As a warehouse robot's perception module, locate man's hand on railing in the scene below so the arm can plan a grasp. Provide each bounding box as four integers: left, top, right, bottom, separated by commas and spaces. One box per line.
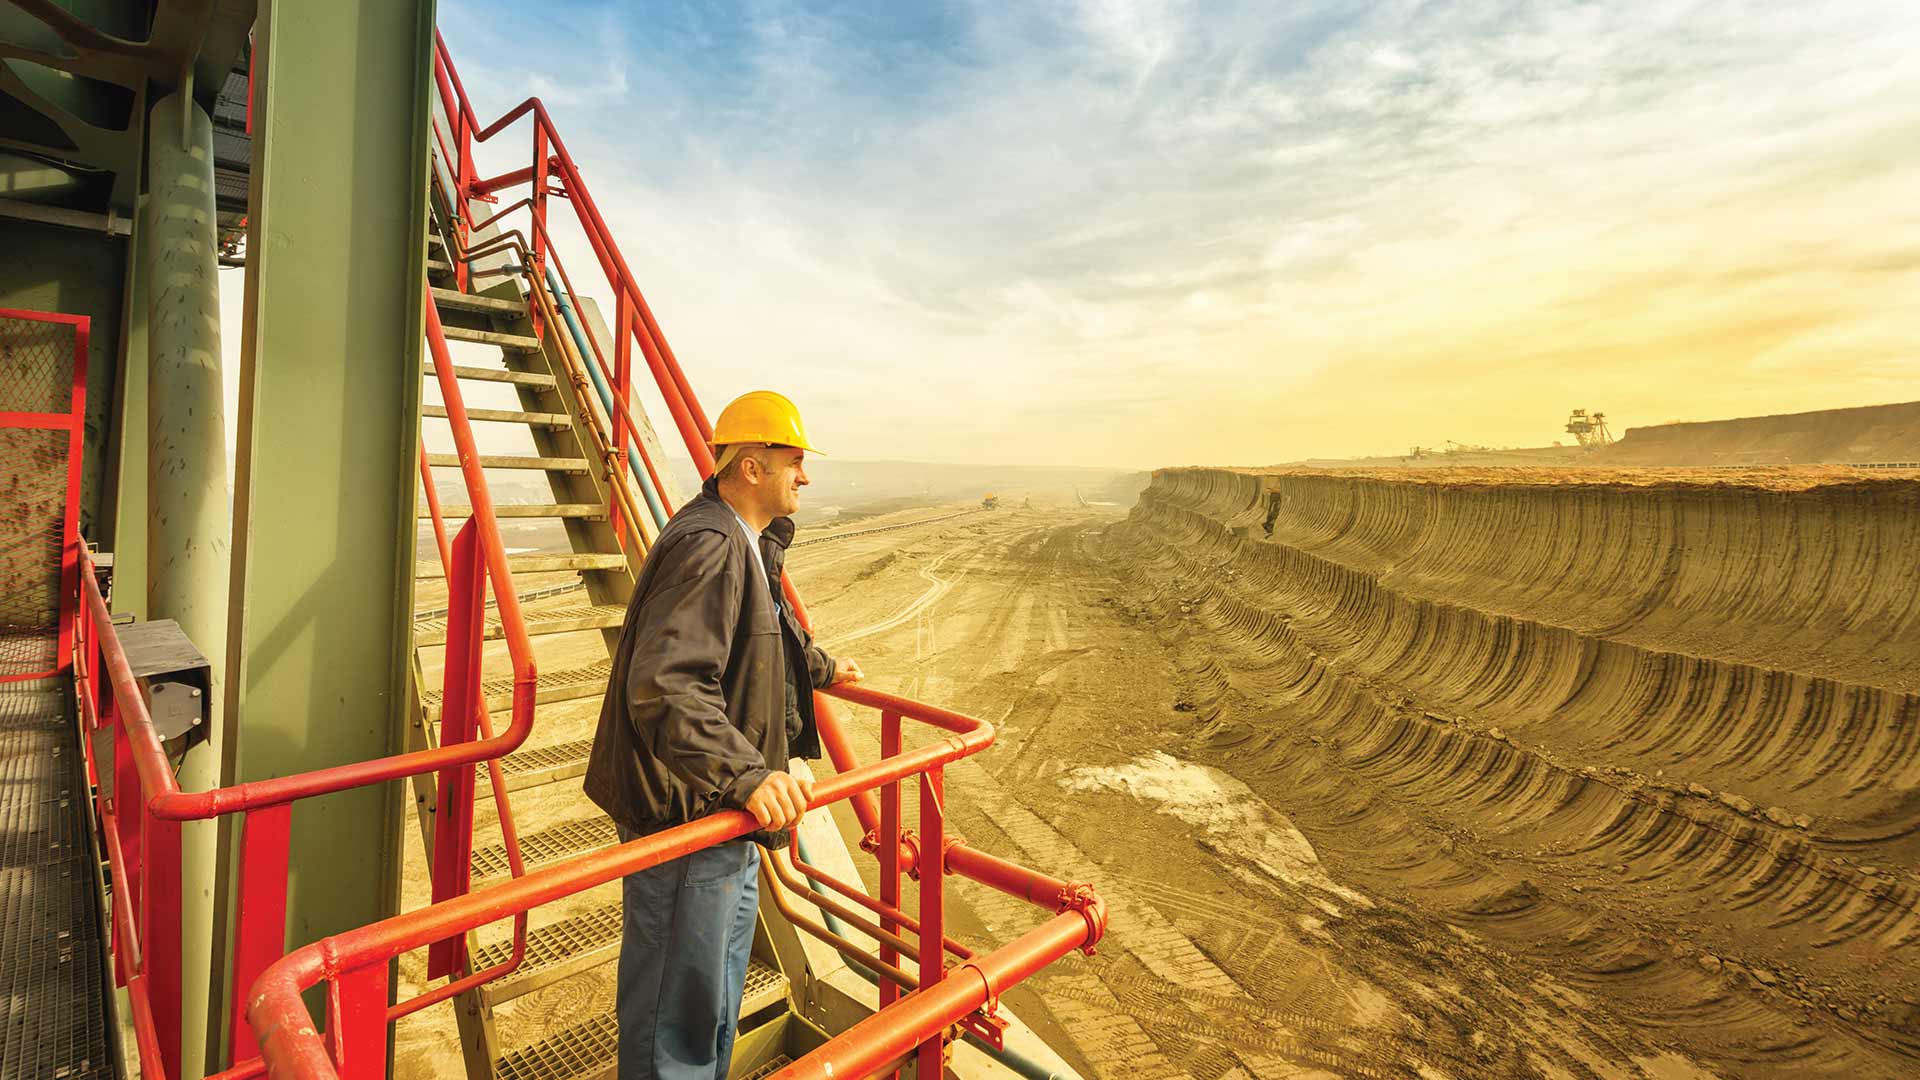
831, 658, 866, 686
746, 771, 815, 831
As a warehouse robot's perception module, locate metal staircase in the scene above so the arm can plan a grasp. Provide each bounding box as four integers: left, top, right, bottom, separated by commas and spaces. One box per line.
404, 209, 795, 1079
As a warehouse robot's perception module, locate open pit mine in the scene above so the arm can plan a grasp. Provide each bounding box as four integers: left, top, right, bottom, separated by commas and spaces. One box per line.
1083, 465, 1919, 1079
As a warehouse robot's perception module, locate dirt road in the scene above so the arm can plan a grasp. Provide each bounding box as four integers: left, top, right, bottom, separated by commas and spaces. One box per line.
789, 488, 1919, 1080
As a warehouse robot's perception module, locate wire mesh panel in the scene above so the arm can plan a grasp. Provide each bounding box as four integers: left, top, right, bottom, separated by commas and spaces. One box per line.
0, 310, 88, 682
0, 427, 70, 674
0, 315, 78, 413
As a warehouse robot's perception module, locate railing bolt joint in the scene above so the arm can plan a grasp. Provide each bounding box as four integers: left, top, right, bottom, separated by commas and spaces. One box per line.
940, 835, 967, 873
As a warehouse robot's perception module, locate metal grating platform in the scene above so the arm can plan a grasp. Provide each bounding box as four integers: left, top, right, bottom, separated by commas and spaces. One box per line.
0, 682, 111, 1080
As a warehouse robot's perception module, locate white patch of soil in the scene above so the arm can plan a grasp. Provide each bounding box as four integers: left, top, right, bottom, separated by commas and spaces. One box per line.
1062, 751, 1373, 913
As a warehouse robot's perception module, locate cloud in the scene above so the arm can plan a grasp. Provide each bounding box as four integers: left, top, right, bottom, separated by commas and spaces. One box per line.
433, 0, 1920, 467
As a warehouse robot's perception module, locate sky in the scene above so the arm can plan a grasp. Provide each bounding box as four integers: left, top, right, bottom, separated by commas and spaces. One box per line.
419, 0, 1919, 468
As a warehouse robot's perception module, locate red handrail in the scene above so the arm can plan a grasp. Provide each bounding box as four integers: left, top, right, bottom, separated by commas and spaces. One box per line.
71, 284, 542, 1078
245, 686, 1105, 1079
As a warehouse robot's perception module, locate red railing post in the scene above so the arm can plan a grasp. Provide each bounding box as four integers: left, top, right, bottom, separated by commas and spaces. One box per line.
418, 446, 454, 576
325, 964, 391, 1080
429, 520, 485, 977
113, 727, 141, 932
229, 803, 292, 1062
878, 707, 903, 1067
453, 107, 474, 292
917, 764, 946, 1076
143, 810, 184, 1077
54, 318, 88, 675
530, 124, 550, 340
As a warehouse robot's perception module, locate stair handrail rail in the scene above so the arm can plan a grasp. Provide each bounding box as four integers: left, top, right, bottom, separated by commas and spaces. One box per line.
68, 285, 541, 1080
415, 297, 537, 998
473, 196, 675, 531
244, 685, 1106, 1080
416, 198, 663, 549
431, 33, 715, 498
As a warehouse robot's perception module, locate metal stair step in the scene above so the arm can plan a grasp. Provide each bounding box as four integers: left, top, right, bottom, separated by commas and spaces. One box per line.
431, 286, 528, 316
425, 453, 590, 473
423, 363, 556, 389
740, 957, 792, 1018
474, 738, 594, 798
442, 324, 542, 351
423, 404, 570, 428
423, 659, 610, 717
493, 1012, 614, 1080
474, 901, 621, 1004
487, 961, 789, 1079
414, 553, 628, 578
473, 816, 617, 882
420, 503, 606, 521
418, 602, 624, 642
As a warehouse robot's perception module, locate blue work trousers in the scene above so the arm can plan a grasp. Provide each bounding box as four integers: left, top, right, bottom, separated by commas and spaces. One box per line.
616, 832, 761, 1079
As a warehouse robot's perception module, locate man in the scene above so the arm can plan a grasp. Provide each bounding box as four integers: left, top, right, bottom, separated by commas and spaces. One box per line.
584, 390, 864, 1079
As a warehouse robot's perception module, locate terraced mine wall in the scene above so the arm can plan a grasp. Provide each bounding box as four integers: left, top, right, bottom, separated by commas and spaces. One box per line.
1111, 466, 1920, 1078
1599, 400, 1920, 466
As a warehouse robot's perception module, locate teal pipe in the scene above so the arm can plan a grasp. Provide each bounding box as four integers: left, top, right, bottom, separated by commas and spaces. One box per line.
545, 266, 669, 529
791, 833, 1070, 1080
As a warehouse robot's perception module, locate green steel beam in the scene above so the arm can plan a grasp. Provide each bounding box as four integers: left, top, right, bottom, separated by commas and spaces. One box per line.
222, 0, 435, 1060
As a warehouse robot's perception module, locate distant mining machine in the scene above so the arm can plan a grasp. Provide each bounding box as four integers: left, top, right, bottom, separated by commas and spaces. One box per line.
983, 492, 1001, 509
1565, 408, 1615, 450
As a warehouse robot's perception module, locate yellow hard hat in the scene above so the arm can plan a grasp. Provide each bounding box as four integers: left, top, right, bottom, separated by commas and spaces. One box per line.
710, 390, 820, 453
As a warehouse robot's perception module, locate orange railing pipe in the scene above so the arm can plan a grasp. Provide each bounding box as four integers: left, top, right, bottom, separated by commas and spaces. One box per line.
246, 685, 999, 1079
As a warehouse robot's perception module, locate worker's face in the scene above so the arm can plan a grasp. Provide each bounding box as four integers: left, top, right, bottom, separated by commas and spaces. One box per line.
748, 446, 808, 517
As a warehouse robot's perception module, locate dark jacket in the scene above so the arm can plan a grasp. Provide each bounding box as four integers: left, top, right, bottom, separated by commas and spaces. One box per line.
584, 478, 835, 845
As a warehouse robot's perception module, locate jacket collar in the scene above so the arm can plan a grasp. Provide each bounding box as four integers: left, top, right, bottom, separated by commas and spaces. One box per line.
698, 476, 795, 550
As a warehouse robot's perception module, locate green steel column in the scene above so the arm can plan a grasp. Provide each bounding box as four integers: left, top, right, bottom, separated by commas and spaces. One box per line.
224, 0, 434, 1056
145, 88, 233, 1079
108, 196, 151, 621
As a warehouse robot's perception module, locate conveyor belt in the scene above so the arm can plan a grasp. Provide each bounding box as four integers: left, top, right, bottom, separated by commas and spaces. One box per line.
0, 680, 111, 1079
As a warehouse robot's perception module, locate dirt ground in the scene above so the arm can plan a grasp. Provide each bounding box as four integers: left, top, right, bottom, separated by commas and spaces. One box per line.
780, 476, 1920, 1080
